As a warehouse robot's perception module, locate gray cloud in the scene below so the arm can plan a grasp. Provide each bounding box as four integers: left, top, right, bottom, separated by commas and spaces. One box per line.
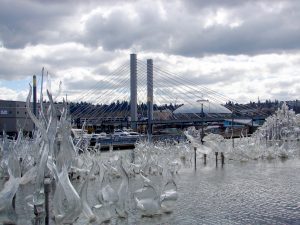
170, 1, 300, 56
78, 0, 300, 56
2, 0, 300, 55
183, 0, 255, 9
0, 0, 78, 48
82, 3, 172, 52
266, 79, 300, 90
0, 43, 123, 82
1, 0, 300, 103
65, 78, 114, 91
0, 49, 42, 80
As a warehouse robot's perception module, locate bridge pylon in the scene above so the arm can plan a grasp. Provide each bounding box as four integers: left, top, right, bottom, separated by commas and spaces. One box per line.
130, 53, 137, 130
147, 59, 153, 140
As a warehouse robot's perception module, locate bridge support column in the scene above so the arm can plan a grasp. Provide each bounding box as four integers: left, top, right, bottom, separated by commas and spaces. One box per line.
147, 59, 153, 141
130, 54, 137, 131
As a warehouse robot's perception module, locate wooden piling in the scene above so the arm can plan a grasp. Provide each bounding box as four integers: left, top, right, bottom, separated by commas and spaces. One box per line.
194, 147, 197, 170
221, 152, 225, 166
215, 152, 218, 166
44, 178, 51, 225
12, 195, 16, 210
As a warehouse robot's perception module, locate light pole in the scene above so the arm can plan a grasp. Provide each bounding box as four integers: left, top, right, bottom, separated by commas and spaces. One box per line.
197, 99, 209, 144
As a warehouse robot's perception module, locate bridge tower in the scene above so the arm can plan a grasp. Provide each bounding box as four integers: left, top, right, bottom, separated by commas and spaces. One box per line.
147, 59, 153, 139
130, 53, 137, 130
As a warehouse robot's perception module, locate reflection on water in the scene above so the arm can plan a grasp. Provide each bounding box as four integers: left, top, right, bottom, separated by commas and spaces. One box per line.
2, 154, 300, 225
176, 159, 300, 225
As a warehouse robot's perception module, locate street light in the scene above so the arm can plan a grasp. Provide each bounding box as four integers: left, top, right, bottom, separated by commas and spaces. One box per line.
197, 99, 209, 143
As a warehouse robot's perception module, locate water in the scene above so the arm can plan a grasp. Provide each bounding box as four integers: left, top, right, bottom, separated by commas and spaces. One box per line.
175, 159, 300, 225
3, 156, 299, 225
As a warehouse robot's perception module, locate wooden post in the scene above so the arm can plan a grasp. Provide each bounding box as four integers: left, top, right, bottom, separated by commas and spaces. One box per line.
215, 152, 218, 166
33, 205, 44, 225
194, 147, 197, 170
221, 152, 225, 166
12, 195, 16, 210
204, 153, 207, 165
44, 178, 51, 225
231, 112, 234, 148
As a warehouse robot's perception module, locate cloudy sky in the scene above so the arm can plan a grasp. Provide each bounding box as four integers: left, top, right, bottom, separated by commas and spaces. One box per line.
1, 0, 300, 104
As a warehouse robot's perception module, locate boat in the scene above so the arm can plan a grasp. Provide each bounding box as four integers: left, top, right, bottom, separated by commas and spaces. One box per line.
95, 129, 144, 150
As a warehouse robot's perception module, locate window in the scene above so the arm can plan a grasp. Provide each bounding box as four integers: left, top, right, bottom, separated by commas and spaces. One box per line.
0, 110, 8, 115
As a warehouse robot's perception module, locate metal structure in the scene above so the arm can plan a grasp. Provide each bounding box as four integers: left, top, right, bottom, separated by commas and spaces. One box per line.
197, 99, 209, 143
147, 59, 153, 138
130, 54, 137, 130
66, 53, 268, 136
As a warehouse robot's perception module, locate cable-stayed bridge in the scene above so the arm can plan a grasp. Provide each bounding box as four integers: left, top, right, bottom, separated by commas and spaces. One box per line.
69, 54, 267, 134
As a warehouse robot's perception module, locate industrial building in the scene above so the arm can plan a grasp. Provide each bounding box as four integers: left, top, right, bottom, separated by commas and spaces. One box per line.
0, 100, 32, 136
0, 100, 65, 136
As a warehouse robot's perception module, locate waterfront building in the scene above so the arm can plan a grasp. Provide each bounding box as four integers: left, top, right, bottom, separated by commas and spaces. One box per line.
0, 100, 65, 136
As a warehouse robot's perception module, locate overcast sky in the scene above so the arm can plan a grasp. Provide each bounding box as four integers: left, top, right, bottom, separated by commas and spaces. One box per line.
1, 0, 300, 104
